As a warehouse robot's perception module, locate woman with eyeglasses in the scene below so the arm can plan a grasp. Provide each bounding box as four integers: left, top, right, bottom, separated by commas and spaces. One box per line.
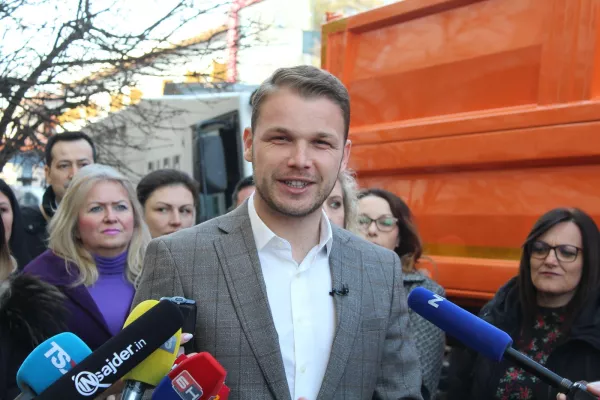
447, 207, 600, 400
357, 188, 445, 400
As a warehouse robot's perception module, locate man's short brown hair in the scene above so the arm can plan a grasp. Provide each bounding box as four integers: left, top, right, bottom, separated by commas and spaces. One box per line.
250, 65, 351, 140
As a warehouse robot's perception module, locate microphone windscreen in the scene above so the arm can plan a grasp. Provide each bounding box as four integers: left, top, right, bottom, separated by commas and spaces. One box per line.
121, 300, 182, 386
217, 383, 230, 400
16, 332, 92, 394
151, 376, 180, 400
407, 286, 512, 361
168, 352, 227, 399
152, 352, 227, 400
35, 299, 183, 399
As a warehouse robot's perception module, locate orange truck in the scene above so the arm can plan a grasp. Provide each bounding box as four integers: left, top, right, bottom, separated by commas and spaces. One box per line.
321, 0, 600, 310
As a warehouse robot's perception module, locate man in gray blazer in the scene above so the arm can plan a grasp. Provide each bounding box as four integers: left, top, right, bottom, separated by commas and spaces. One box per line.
133, 65, 423, 400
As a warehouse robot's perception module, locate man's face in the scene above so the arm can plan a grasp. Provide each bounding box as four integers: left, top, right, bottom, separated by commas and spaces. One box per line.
243, 88, 350, 218
45, 139, 94, 202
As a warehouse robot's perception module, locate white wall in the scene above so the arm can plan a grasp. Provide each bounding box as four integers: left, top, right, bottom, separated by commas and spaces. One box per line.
236, 0, 316, 84
86, 92, 253, 183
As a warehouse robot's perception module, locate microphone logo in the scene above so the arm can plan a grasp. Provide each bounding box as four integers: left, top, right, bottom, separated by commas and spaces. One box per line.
172, 370, 204, 400
159, 335, 178, 354
72, 371, 112, 396
44, 341, 76, 374
427, 294, 444, 309
71, 339, 147, 396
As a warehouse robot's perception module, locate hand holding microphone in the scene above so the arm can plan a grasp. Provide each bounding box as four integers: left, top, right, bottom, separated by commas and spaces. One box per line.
407, 287, 599, 399
558, 383, 600, 400
119, 299, 184, 400
92, 329, 193, 400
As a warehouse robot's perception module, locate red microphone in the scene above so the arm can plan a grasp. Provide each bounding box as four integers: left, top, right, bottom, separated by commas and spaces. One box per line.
216, 383, 230, 400
152, 352, 227, 400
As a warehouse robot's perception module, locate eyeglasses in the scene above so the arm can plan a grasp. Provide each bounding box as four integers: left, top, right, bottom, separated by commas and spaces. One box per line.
530, 240, 581, 263
358, 215, 398, 232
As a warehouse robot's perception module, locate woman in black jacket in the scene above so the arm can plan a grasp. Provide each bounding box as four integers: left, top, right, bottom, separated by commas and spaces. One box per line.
0, 213, 67, 399
447, 207, 600, 400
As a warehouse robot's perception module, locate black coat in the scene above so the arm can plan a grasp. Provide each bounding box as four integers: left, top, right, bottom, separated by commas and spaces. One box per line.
0, 274, 68, 399
21, 187, 57, 261
446, 277, 600, 400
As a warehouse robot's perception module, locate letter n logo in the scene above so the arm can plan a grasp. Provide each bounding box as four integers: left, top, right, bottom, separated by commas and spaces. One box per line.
172, 370, 203, 400
428, 294, 444, 309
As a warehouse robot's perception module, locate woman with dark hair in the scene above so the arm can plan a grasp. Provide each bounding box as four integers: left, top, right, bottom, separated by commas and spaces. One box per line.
137, 169, 199, 238
0, 216, 16, 281
447, 207, 600, 400
357, 188, 445, 399
0, 180, 31, 269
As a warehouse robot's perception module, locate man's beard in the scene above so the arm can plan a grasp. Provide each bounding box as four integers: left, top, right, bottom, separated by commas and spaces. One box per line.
254, 173, 336, 218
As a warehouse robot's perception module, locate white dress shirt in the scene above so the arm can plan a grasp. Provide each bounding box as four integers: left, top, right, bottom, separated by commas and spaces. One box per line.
248, 194, 336, 400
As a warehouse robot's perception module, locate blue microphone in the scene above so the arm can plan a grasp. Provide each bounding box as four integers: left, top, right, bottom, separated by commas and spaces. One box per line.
16, 332, 92, 395
407, 287, 597, 399
407, 286, 511, 361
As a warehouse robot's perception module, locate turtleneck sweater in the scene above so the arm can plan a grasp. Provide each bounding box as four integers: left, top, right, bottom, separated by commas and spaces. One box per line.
88, 251, 135, 335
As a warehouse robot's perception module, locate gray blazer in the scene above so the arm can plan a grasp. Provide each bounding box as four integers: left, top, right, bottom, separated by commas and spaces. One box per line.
403, 273, 446, 398
133, 204, 423, 400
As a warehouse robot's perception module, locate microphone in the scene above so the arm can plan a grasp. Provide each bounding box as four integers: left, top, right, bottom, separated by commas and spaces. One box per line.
120, 300, 183, 400
217, 383, 231, 400
12, 391, 34, 400
151, 352, 227, 400
0, 274, 70, 399
329, 284, 349, 296
34, 299, 183, 399
16, 332, 92, 396
407, 287, 598, 399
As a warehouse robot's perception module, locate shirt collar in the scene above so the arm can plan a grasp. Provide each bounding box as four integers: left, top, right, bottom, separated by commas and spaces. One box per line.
248, 193, 333, 256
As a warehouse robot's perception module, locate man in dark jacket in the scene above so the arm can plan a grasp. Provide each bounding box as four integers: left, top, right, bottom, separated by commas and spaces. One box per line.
21, 132, 96, 259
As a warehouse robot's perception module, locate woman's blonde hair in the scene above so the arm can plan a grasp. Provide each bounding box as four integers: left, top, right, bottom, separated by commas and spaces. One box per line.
48, 164, 151, 287
338, 169, 360, 233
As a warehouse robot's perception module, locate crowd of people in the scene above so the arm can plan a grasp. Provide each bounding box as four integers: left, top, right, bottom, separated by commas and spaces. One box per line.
0, 65, 599, 400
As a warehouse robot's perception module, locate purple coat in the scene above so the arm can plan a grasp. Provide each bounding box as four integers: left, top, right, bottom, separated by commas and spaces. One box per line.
23, 250, 113, 350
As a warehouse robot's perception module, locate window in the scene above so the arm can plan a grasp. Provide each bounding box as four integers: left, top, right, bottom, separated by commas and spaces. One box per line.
163, 157, 170, 168
173, 155, 180, 170
148, 161, 153, 172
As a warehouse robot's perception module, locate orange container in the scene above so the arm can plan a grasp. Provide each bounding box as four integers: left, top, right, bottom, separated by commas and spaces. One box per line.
322, 0, 600, 307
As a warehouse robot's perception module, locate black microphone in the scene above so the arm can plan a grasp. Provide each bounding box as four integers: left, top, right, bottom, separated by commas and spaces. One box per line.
35, 299, 183, 399
329, 284, 349, 296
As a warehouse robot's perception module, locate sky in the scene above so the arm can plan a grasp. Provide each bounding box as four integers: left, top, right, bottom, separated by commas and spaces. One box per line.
3, 0, 229, 57
2, 0, 401, 86
1, 0, 230, 85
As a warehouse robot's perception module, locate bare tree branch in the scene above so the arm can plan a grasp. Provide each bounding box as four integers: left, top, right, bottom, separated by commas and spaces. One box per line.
0, 0, 268, 171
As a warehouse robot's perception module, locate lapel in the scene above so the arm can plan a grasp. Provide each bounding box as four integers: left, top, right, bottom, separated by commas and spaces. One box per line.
28, 251, 112, 338
62, 284, 112, 339
318, 227, 363, 400
213, 204, 291, 400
